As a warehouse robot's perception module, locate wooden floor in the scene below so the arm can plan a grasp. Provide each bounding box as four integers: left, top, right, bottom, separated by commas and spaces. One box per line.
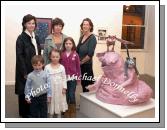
5, 74, 155, 118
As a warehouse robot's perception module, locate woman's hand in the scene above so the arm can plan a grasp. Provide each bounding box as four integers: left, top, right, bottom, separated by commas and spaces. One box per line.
80, 60, 84, 65
24, 75, 27, 79
47, 97, 51, 103
25, 98, 31, 104
80, 55, 91, 65
62, 88, 66, 95
86, 84, 95, 91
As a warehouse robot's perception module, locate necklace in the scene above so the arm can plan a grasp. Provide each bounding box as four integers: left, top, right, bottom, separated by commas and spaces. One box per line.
81, 33, 92, 43
53, 34, 62, 43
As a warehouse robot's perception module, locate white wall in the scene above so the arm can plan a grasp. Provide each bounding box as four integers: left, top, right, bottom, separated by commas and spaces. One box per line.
5, 4, 123, 85
144, 5, 155, 76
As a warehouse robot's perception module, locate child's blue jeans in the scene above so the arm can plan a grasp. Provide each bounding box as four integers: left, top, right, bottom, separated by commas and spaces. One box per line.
66, 80, 77, 104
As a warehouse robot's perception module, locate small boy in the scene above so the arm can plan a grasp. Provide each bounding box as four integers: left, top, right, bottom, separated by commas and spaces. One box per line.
24, 55, 51, 118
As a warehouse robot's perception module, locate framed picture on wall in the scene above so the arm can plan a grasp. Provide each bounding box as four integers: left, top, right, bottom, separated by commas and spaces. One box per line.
97, 28, 108, 43
35, 18, 52, 49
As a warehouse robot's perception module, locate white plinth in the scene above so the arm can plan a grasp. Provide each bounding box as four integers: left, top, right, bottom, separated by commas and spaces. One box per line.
80, 92, 155, 118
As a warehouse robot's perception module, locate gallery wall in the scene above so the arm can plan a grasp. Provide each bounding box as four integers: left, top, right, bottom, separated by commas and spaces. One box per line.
5, 4, 123, 85
5, 4, 155, 85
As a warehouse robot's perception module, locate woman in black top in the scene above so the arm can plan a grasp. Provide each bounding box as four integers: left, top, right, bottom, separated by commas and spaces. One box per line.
15, 14, 41, 117
76, 18, 97, 92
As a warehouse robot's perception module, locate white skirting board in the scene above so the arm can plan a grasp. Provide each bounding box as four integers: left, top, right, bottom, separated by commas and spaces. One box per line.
80, 92, 155, 118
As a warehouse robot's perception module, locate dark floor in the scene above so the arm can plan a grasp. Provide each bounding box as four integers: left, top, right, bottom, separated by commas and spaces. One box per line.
5, 74, 155, 118
5, 86, 87, 118
138, 74, 155, 98
5, 85, 87, 118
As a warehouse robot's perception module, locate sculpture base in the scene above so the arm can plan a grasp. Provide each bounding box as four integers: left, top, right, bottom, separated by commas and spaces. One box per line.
80, 92, 155, 118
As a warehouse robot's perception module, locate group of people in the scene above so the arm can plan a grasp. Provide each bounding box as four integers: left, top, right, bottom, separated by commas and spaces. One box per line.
15, 14, 97, 118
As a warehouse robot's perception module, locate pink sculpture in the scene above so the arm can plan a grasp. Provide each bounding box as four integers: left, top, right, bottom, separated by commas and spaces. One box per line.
87, 35, 153, 105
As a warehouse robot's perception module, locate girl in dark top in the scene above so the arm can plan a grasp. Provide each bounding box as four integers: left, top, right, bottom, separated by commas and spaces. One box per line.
76, 18, 97, 92
15, 14, 41, 117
